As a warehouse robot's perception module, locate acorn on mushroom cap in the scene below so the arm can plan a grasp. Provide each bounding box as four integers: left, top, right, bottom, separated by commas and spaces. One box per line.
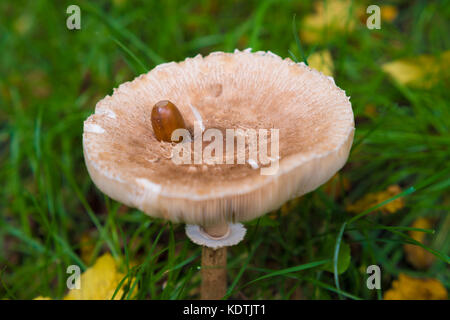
151, 100, 187, 142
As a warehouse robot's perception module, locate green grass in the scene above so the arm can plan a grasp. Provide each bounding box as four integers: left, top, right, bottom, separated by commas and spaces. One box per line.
0, 0, 449, 300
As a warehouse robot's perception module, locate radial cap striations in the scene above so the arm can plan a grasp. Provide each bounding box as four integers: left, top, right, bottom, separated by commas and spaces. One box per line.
83, 49, 354, 226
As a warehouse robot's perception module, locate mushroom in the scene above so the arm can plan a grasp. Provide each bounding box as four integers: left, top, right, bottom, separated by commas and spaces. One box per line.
82, 49, 354, 299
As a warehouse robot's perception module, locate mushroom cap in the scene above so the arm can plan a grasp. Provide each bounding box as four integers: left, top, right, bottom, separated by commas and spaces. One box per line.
83, 49, 354, 226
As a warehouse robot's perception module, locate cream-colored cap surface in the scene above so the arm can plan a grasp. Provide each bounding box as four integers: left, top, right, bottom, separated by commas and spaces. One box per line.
83, 49, 354, 226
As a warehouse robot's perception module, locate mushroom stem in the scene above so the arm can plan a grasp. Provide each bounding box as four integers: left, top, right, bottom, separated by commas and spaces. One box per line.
201, 246, 227, 300
200, 223, 229, 299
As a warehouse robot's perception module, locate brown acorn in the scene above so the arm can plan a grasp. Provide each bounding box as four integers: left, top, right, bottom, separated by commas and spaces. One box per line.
151, 100, 186, 142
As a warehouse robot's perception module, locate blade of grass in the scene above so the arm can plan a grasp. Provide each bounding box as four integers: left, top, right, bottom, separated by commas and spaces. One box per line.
303, 276, 362, 300
111, 36, 148, 74
242, 259, 329, 288
333, 222, 347, 299
292, 14, 308, 65
82, 1, 164, 65
223, 238, 262, 299
124, 224, 167, 300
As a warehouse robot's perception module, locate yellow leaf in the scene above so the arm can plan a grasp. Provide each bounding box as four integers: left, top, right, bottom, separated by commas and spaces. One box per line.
64, 253, 136, 300
382, 51, 450, 88
403, 218, 435, 269
384, 273, 447, 300
79, 232, 95, 265
381, 5, 398, 22
300, 0, 362, 44
308, 50, 334, 77
33, 296, 52, 300
346, 185, 404, 215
